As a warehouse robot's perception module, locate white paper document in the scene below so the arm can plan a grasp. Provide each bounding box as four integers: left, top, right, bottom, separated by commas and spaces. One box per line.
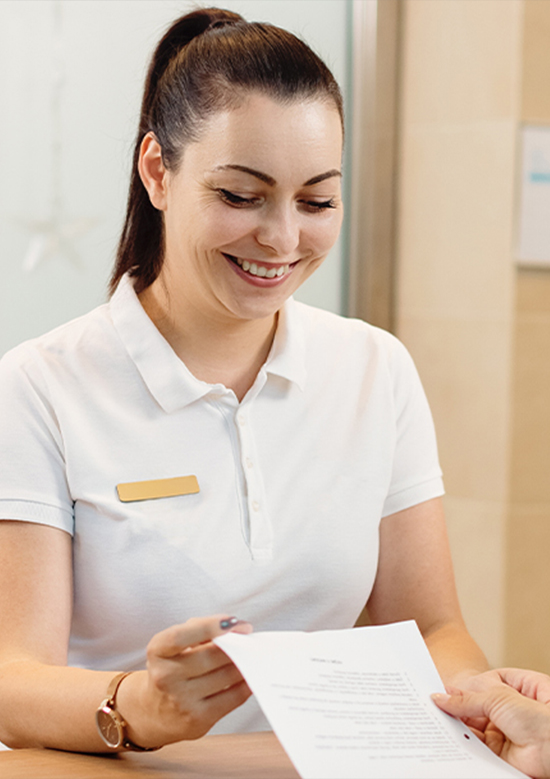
215, 621, 527, 779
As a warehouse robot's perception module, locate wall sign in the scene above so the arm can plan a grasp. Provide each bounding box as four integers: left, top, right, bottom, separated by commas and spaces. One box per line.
517, 125, 550, 267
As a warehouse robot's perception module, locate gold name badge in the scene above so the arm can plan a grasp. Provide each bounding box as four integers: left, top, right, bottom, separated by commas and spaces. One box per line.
116, 475, 200, 503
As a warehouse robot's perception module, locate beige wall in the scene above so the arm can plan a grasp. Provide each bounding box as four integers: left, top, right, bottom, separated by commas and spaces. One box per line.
507, 271, 550, 669
397, 0, 550, 670
506, 0, 550, 671
396, 0, 522, 666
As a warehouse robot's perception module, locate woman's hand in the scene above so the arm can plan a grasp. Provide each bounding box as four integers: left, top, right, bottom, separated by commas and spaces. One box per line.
433, 668, 550, 778
117, 615, 253, 748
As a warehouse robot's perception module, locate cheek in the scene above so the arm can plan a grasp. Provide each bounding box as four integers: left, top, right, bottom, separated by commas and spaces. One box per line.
307, 215, 343, 256
203, 209, 258, 247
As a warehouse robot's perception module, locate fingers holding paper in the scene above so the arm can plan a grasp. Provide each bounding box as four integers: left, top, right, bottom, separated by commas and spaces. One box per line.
433, 676, 550, 778
455, 667, 550, 703
119, 615, 253, 747
494, 668, 550, 705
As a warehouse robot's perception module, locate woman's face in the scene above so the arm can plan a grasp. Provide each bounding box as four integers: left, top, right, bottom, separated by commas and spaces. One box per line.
148, 92, 343, 325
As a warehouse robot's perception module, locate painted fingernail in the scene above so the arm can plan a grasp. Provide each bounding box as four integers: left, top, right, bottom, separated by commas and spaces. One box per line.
220, 617, 239, 630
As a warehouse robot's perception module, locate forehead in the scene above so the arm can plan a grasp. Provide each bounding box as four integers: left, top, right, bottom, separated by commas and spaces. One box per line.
179, 93, 343, 182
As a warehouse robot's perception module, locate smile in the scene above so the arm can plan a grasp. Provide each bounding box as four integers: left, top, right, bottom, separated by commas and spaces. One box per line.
224, 254, 291, 279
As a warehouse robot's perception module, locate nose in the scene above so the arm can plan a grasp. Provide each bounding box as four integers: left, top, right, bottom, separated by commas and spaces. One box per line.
255, 203, 300, 258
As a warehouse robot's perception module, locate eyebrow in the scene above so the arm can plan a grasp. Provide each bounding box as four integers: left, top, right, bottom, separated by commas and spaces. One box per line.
213, 164, 342, 188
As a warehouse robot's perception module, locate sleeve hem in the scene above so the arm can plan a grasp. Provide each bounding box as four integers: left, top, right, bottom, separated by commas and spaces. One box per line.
381, 477, 445, 518
0, 499, 74, 535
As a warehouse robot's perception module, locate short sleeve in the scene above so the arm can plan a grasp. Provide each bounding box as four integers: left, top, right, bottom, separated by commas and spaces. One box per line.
381, 338, 444, 517
0, 345, 74, 534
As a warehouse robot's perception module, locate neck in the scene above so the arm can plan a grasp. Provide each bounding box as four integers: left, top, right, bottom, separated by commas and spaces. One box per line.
138, 280, 278, 402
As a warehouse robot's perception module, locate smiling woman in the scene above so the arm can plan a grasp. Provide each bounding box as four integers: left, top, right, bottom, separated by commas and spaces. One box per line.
137, 93, 343, 396
0, 5, 489, 757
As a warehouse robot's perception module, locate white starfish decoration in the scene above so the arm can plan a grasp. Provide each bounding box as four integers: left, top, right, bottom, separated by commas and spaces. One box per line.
21, 215, 98, 273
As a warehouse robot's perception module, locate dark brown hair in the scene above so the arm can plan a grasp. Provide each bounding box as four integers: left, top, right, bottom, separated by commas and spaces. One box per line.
110, 7, 344, 295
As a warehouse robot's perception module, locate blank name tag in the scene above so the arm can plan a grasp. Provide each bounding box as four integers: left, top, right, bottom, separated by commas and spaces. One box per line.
116, 475, 200, 503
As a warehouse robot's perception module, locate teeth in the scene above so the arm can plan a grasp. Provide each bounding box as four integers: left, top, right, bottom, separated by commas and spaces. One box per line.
233, 256, 290, 278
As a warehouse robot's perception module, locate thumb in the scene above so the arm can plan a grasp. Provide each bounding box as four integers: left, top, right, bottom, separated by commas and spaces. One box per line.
432, 684, 534, 729
432, 689, 487, 719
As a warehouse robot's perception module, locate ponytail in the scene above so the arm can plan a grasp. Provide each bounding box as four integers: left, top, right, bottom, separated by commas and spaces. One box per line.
111, 8, 242, 294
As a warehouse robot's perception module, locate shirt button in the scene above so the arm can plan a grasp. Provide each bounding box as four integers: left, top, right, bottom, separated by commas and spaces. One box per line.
246, 458, 253, 469
252, 501, 260, 512
237, 415, 246, 427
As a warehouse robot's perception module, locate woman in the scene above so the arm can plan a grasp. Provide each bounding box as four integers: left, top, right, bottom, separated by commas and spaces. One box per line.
0, 7, 488, 753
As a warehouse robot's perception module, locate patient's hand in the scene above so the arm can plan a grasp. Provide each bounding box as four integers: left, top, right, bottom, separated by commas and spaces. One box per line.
433, 668, 550, 778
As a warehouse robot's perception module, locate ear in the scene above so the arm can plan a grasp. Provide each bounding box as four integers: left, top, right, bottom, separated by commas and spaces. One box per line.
138, 132, 168, 210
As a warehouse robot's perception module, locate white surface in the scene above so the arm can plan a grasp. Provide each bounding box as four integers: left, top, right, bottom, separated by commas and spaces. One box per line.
517, 125, 550, 265
217, 622, 527, 779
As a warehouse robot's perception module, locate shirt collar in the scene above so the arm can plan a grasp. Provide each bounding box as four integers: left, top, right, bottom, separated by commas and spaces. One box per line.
263, 297, 307, 391
110, 274, 307, 412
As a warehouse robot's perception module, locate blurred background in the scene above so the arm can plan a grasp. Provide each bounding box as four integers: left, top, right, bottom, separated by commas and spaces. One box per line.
1, 0, 550, 675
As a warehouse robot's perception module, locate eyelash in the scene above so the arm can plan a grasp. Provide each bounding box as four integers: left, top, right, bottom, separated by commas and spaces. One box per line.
218, 189, 259, 207
217, 189, 336, 212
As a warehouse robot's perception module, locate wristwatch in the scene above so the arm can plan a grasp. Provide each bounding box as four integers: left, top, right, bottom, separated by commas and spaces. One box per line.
95, 671, 158, 751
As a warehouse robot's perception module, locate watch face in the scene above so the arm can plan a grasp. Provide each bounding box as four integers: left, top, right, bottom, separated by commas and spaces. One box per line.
96, 706, 123, 748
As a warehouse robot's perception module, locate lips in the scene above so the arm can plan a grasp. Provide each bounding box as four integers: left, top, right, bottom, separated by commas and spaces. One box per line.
224, 253, 293, 279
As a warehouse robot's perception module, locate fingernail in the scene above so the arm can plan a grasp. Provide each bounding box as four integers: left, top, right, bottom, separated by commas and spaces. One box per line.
431, 693, 451, 702
220, 617, 239, 630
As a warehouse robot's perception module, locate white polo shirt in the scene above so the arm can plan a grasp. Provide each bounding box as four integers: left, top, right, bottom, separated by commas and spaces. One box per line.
0, 274, 443, 733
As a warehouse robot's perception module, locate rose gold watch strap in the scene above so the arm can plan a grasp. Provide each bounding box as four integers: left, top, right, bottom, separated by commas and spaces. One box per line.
106, 671, 132, 705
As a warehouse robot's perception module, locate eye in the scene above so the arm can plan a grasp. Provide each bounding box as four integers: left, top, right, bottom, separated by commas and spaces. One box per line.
218, 189, 259, 207
301, 199, 337, 213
